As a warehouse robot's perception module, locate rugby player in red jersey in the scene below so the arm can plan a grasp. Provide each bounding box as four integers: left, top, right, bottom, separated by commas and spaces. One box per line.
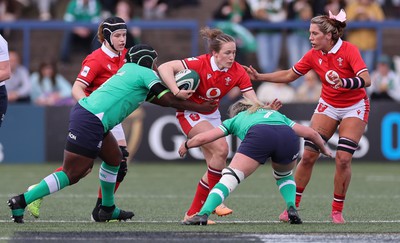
245, 9, 371, 224
158, 27, 281, 224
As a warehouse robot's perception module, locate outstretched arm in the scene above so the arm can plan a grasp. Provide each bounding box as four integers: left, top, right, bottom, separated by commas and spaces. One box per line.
243, 65, 299, 84
178, 127, 225, 157
292, 123, 333, 157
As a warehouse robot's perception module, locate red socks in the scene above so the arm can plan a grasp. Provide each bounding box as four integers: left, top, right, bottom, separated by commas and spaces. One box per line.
332, 193, 345, 212
186, 179, 209, 215
295, 186, 305, 208
186, 166, 222, 215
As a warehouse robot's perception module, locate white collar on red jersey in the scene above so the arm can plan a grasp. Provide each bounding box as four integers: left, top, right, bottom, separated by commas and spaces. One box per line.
101, 43, 120, 58
210, 56, 228, 72
326, 38, 343, 55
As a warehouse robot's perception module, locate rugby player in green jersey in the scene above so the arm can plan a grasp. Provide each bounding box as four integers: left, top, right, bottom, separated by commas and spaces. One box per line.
8, 44, 216, 223
179, 98, 332, 225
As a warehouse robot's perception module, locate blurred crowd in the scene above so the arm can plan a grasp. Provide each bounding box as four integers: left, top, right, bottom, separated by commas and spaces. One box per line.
1, 0, 400, 106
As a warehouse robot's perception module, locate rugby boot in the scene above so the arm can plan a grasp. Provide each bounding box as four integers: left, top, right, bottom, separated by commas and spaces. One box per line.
183, 212, 215, 225
182, 214, 209, 225
287, 206, 302, 224
331, 210, 345, 224
7, 195, 26, 223
97, 205, 134, 222
213, 203, 233, 217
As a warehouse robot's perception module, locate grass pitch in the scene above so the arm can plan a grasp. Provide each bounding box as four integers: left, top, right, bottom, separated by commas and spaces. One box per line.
0, 161, 399, 241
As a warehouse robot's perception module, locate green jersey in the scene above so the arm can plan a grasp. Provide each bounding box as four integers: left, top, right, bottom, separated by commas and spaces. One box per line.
79, 63, 161, 132
219, 109, 296, 140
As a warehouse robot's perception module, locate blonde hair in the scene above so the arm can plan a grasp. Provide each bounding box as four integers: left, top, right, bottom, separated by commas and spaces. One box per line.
200, 27, 235, 53
311, 15, 346, 43
228, 97, 265, 117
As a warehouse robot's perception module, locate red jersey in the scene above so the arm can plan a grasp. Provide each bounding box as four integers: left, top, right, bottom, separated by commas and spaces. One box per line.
76, 45, 127, 96
182, 54, 253, 114
293, 39, 368, 108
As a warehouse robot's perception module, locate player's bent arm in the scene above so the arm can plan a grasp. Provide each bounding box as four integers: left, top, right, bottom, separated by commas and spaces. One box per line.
292, 123, 333, 157
149, 83, 216, 113
158, 60, 185, 96
178, 128, 225, 157
72, 81, 88, 101
0, 60, 11, 82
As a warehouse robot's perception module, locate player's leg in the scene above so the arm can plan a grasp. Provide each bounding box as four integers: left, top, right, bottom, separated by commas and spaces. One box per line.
26, 166, 64, 218
331, 117, 366, 224
96, 132, 134, 222
182, 153, 254, 225
294, 113, 337, 208
91, 124, 129, 221
8, 149, 94, 223
184, 120, 229, 217
272, 160, 301, 224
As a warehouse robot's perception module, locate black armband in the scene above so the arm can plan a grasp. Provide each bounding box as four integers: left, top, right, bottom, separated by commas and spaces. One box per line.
185, 140, 190, 150
341, 77, 365, 89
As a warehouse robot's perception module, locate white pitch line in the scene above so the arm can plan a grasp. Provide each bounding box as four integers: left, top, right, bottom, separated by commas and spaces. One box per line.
1, 219, 400, 223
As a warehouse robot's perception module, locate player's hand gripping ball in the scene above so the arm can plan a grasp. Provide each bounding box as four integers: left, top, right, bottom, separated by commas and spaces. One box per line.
174, 69, 200, 91
325, 70, 340, 85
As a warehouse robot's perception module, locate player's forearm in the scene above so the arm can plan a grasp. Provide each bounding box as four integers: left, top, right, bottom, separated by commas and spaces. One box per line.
256, 70, 293, 83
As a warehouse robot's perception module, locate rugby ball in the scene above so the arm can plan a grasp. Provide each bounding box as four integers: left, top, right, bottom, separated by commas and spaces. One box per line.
174, 69, 200, 91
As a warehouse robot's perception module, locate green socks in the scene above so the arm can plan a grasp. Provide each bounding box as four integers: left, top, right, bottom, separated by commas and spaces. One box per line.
276, 174, 296, 209
24, 171, 70, 204
99, 162, 120, 207
198, 183, 230, 216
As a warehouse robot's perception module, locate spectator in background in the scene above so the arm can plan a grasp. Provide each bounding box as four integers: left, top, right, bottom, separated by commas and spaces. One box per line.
30, 59, 73, 106
115, 0, 141, 47
311, 0, 327, 16
324, 0, 346, 15
377, 0, 400, 19
5, 50, 31, 103
346, 0, 385, 72
367, 54, 400, 101
247, 0, 288, 73
33, 0, 56, 21
18, 0, 56, 20
0, 0, 21, 21
60, 0, 102, 63
296, 70, 322, 103
143, 0, 168, 19
286, 0, 313, 89
256, 82, 296, 104
0, 0, 23, 36
213, 0, 254, 64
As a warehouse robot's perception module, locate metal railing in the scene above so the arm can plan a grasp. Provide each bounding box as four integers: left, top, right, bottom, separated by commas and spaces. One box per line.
1, 19, 399, 68
0, 20, 199, 68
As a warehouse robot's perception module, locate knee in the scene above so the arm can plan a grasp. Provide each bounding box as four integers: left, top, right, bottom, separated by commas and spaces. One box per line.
300, 150, 318, 166
335, 152, 352, 170
220, 167, 245, 192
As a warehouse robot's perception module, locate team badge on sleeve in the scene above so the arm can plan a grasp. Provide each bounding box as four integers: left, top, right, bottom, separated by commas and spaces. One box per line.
80, 66, 91, 77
